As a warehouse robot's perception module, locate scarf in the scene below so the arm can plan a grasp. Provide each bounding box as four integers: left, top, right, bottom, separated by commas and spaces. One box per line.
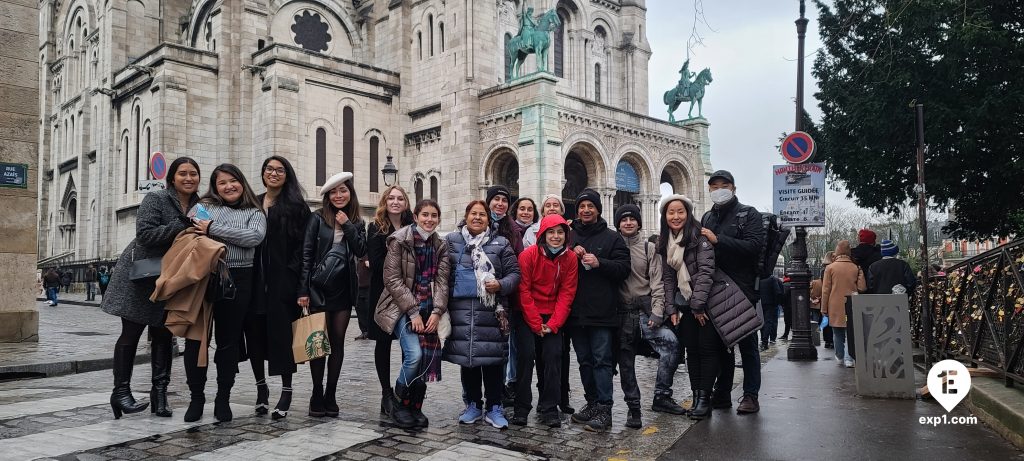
461, 226, 497, 307
412, 227, 442, 382
667, 231, 693, 301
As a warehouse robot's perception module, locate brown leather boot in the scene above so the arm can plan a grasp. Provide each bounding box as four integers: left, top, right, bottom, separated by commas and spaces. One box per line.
736, 394, 760, 414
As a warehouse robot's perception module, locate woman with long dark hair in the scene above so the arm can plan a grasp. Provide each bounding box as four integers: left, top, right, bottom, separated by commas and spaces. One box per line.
184, 163, 267, 423
374, 199, 450, 429
366, 185, 414, 419
657, 194, 718, 420
245, 156, 311, 419
297, 172, 367, 417
102, 157, 201, 419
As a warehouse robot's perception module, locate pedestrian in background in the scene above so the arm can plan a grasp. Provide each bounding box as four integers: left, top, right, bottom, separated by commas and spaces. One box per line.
183, 163, 267, 423
102, 157, 201, 419
60, 269, 72, 294
297, 172, 367, 418
821, 240, 866, 368
868, 240, 917, 295
758, 274, 783, 349
447, 200, 521, 429
513, 214, 577, 428
780, 276, 793, 341
366, 185, 414, 421
98, 266, 111, 299
43, 268, 61, 306
375, 199, 450, 429
85, 264, 98, 301
245, 156, 311, 420
568, 189, 631, 432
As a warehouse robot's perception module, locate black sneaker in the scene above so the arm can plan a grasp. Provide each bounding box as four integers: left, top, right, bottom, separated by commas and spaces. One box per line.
540, 411, 562, 428
510, 412, 528, 426
651, 395, 687, 415
583, 404, 612, 432
625, 407, 642, 429
571, 402, 597, 424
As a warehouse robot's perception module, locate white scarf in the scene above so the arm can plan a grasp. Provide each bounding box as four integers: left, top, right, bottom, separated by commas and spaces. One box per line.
666, 231, 693, 300
461, 226, 497, 307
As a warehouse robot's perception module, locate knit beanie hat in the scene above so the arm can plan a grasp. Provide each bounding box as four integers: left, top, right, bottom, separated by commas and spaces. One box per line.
880, 239, 899, 257
858, 228, 877, 245
614, 204, 642, 230
576, 189, 602, 214
486, 185, 511, 206
541, 194, 565, 214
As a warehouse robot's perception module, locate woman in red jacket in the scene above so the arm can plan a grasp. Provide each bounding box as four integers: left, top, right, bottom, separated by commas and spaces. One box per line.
512, 214, 578, 427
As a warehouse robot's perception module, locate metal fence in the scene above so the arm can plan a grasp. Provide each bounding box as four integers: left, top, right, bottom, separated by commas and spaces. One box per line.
912, 239, 1024, 387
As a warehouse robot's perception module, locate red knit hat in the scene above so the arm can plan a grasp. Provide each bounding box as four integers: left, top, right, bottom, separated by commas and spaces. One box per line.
858, 229, 877, 245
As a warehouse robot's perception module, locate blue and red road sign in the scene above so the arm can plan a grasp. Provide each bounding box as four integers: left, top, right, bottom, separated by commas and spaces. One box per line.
150, 152, 167, 180
780, 131, 816, 164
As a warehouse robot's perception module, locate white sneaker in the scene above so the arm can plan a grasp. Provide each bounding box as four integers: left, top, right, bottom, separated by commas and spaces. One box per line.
844, 359, 855, 368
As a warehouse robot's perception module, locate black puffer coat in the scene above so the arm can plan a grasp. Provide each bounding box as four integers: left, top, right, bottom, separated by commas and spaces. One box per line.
662, 234, 716, 320
442, 227, 521, 368
701, 197, 765, 303
706, 270, 761, 347
568, 217, 631, 328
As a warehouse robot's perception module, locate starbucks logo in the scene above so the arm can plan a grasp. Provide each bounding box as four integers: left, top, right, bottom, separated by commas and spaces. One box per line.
305, 330, 331, 359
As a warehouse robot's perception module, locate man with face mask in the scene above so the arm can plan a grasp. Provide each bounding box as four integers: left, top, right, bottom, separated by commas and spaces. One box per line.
700, 170, 765, 414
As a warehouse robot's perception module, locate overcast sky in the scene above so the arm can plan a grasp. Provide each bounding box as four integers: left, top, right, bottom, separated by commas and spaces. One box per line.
645, 0, 860, 212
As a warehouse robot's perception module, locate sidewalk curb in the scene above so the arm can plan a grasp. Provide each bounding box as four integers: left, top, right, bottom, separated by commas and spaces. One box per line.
35, 297, 101, 308
0, 353, 151, 380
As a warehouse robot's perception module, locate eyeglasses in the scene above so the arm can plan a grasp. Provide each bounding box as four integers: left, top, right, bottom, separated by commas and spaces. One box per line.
263, 166, 286, 176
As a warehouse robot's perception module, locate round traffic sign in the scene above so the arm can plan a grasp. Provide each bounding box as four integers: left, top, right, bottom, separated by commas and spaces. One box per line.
150, 152, 167, 180
780, 131, 816, 164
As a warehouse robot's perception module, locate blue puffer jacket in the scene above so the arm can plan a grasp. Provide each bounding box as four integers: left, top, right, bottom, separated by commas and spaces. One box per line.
442, 227, 521, 368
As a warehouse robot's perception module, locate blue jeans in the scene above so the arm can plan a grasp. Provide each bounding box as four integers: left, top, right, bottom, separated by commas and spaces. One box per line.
571, 325, 615, 405
832, 327, 852, 362
639, 313, 680, 397
46, 287, 59, 305
506, 328, 518, 384
394, 315, 424, 387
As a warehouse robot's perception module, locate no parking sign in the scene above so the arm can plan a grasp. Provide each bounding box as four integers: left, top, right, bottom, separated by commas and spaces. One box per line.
150, 152, 167, 180
780, 131, 816, 164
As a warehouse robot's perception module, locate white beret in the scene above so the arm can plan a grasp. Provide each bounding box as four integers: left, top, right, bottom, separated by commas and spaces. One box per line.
319, 172, 354, 196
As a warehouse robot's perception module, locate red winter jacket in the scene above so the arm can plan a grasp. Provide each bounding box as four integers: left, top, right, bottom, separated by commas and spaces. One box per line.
517, 215, 578, 334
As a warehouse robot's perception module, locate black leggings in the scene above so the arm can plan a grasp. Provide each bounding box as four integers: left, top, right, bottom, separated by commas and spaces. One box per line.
116, 317, 172, 350
309, 309, 352, 393
374, 339, 392, 392
678, 311, 728, 393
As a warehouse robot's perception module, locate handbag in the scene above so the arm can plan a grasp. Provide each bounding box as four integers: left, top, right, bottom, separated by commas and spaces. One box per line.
128, 246, 162, 282
292, 307, 331, 363
311, 247, 348, 289
452, 244, 478, 298
206, 258, 236, 302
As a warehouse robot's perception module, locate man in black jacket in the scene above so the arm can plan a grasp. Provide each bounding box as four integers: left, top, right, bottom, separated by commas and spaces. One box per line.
567, 189, 631, 432
701, 170, 765, 414
868, 240, 918, 295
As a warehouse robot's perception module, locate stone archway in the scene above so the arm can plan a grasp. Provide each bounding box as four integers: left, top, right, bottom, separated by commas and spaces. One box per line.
485, 148, 519, 198
613, 152, 651, 212
660, 160, 692, 198
562, 142, 605, 220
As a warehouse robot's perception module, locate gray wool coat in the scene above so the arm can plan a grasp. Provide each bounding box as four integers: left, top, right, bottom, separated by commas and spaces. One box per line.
101, 189, 198, 327
442, 227, 521, 368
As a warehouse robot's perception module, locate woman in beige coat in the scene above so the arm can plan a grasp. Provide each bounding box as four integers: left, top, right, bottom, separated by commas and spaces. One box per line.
821, 241, 865, 368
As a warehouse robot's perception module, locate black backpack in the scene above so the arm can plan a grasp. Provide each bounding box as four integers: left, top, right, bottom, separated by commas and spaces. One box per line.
734, 210, 791, 279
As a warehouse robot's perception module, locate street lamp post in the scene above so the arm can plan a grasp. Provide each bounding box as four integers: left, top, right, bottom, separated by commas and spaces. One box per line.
787, 0, 817, 361
382, 149, 398, 187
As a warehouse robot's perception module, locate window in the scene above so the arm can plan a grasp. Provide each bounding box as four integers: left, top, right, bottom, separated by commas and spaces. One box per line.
343, 107, 354, 173
554, 12, 566, 77
504, 33, 512, 80
430, 177, 438, 201
133, 107, 141, 188
417, 31, 422, 60
428, 15, 434, 57
145, 126, 151, 180
415, 178, 423, 203
594, 63, 601, 103
614, 160, 639, 210
316, 127, 327, 186
369, 136, 379, 192
439, 22, 445, 52
123, 136, 130, 193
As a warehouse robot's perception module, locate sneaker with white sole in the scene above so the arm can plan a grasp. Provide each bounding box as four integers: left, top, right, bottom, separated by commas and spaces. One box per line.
844, 359, 855, 368
484, 405, 509, 429
459, 402, 483, 424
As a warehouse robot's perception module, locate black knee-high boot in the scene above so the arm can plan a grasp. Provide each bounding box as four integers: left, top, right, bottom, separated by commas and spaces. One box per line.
183, 341, 207, 422
110, 344, 149, 419
149, 337, 173, 417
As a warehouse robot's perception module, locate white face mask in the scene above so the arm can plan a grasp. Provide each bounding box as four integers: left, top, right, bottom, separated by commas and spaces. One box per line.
710, 188, 734, 205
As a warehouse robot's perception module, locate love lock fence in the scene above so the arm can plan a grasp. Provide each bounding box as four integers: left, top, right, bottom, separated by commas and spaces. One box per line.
912, 239, 1024, 387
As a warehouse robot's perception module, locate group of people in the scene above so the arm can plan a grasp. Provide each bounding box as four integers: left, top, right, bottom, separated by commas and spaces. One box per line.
99, 157, 774, 432
41, 264, 110, 305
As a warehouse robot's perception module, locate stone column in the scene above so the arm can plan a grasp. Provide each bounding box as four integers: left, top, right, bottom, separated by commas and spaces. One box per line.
0, 0, 40, 342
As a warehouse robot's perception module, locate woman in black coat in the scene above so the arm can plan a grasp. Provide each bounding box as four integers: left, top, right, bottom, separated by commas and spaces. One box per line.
297, 172, 367, 417
101, 157, 201, 419
245, 156, 311, 419
366, 185, 414, 417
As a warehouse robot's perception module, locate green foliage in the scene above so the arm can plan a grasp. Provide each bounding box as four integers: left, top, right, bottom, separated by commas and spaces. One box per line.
811, 0, 1024, 239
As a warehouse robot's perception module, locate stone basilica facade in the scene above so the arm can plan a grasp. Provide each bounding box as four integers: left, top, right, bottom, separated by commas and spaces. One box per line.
36, 0, 712, 265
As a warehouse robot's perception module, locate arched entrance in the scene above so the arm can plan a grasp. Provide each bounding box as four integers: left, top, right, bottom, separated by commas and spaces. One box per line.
660, 160, 692, 198
561, 142, 604, 220
486, 149, 520, 197
614, 153, 650, 211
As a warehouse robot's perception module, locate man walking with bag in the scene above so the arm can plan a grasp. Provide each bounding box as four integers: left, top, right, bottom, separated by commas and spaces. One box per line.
701, 170, 765, 414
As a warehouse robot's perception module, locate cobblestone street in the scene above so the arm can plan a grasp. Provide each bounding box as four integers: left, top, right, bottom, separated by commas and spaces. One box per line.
0, 299, 772, 460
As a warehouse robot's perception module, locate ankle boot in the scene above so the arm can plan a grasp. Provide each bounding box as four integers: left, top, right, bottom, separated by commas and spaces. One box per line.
214, 379, 234, 422
410, 382, 429, 428
625, 406, 643, 429
150, 338, 173, 417
323, 383, 339, 417
110, 344, 149, 419
182, 354, 207, 423
380, 386, 394, 416
689, 390, 712, 420
390, 384, 417, 429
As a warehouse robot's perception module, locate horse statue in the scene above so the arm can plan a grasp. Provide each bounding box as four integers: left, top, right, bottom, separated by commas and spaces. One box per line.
505, 9, 561, 81
663, 67, 713, 122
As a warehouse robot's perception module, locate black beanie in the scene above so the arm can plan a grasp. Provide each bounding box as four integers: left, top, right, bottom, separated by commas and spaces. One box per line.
614, 204, 642, 230
576, 189, 602, 214
486, 185, 511, 206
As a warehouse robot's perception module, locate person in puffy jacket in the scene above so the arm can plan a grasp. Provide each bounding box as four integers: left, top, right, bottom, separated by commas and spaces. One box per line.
445, 200, 521, 429
568, 189, 631, 432
660, 195, 719, 420
511, 214, 578, 428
